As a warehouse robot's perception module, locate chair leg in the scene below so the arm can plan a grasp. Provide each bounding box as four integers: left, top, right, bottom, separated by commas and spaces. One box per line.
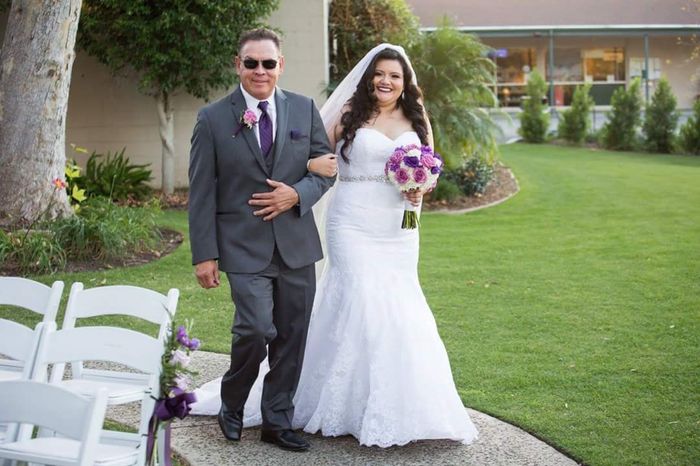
156, 422, 168, 466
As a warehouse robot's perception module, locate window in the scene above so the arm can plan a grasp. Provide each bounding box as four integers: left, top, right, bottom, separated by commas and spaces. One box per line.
490, 48, 536, 107
583, 48, 625, 82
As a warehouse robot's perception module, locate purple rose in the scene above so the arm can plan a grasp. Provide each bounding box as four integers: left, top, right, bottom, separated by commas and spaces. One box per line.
389, 161, 401, 172
421, 145, 433, 155
188, 338, 201, 351
395, 168, 410, 185
413, 167, 428, 184
403, 156, 420, 168
431, 166, 441, 175
176, 326, 188, 345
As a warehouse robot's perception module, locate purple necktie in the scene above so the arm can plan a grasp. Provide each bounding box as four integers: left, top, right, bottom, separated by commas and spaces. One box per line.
258, 100, 273, 158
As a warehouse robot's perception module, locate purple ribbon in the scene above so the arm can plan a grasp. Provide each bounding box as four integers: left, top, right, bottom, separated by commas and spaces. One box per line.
146, 389, 197, 465
155, 389, 197, 421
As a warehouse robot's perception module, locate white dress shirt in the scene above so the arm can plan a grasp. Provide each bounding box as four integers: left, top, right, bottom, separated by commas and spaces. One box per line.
240, 85, 277, 149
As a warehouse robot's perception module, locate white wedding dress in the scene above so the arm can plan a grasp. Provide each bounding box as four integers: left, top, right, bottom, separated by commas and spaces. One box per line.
191, 128, 478, 447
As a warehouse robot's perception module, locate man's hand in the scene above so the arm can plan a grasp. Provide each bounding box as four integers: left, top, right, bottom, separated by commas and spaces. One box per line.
249, 179, 300, 221
195, 260, 220, 289
308, 154, 338, 177
404, 188, 423, 207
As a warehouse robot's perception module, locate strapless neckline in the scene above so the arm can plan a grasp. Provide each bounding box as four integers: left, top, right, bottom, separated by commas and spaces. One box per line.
357, 127, 416, 143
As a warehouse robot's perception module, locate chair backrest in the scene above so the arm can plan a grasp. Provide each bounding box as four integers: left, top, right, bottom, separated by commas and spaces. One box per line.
0, 320, 44, 377
0, 278, 63, 379
0, 380, 108, 466
64, 282, 178, 336
0, 277, 64, 322
61, 283, 178, 380
34, 323, 164, 386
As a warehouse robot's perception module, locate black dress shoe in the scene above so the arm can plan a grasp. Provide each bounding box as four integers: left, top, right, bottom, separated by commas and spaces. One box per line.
260, 429, 310, 451
218, 407, 243, 441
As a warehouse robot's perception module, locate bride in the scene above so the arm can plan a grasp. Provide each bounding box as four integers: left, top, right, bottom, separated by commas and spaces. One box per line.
191, 43, 478, 448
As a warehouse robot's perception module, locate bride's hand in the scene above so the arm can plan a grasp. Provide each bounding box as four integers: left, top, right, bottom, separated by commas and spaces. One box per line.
404, 188, 423, 207
308, 154, 338, 178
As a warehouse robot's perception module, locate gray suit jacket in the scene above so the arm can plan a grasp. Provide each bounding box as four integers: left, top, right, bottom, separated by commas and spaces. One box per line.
188, 87, 334, 273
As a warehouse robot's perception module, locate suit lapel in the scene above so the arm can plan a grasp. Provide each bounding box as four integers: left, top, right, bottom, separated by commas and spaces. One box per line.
271, 89, 289, 175
230, 87, 269, 176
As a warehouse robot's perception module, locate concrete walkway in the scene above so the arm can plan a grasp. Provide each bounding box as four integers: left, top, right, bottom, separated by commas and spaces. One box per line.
111, 351, 581, 466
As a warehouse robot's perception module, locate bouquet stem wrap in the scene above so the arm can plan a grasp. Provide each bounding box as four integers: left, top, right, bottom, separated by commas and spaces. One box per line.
402, 200, 420, 229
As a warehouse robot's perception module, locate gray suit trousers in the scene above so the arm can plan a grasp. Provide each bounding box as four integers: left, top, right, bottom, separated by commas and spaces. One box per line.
222, 249, 315, 430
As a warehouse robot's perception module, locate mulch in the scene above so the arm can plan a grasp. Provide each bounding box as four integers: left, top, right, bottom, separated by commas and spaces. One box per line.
422, 163, 519, 212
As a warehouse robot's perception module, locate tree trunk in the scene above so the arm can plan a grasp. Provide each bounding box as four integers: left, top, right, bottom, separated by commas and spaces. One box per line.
157, 91, 175, 195
0, 0, 81, 226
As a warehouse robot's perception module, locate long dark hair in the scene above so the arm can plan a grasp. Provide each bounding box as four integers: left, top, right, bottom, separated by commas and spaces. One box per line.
338, 48, 428, 162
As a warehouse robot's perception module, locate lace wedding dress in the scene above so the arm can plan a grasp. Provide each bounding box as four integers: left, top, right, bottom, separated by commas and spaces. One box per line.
191, 128, 478, 447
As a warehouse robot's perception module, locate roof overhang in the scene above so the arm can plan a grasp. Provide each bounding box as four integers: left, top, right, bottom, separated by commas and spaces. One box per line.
419, 24, 700, 37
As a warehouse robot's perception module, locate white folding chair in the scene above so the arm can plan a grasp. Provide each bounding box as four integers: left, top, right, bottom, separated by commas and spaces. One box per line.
30, 322, 166, 465
43, 283, 179, 466
0, 278, 64, 380
0, 380, 115, 466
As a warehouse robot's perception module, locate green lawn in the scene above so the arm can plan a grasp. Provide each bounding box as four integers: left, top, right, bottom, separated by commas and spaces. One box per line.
3, 143, 699, 465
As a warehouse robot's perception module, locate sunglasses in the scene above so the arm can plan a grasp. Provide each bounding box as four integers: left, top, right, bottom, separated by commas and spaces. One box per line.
242, 58, 278, 70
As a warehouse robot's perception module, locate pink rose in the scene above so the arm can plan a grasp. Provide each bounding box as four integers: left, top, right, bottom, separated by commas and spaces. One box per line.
395, 168, 410, 185
413, 167, 427, 184
420, 154, 436, 168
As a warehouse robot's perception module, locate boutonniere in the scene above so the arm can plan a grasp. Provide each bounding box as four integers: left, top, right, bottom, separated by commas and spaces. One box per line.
290, 129, 305, 140
233, 109, 258, 138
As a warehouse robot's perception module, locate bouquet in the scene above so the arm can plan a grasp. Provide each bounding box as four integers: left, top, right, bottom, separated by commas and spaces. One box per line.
147, 321, 200, 466
384, 144, 443, 229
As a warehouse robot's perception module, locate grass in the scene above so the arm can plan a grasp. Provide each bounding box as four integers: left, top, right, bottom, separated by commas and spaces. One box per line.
2, 144, 698, 465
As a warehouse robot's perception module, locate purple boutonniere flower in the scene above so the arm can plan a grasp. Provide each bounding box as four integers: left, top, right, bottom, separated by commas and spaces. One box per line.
290, 129, 304, 140
233, 109, 258, 138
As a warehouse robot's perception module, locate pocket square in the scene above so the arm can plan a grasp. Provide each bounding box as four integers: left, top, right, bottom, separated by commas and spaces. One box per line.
290, 129, 305, 140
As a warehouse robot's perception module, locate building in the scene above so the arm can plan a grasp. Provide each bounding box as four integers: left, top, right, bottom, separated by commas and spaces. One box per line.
0, 0, 329, 190
407, 0, 700, 110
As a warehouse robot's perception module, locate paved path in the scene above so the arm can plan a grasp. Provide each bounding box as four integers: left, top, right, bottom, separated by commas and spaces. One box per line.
111, 351, 580, 466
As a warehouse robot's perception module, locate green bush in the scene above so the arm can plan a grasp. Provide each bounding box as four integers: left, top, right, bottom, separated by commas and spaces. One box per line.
51, 197, 161, 261
601, 79, 642, 151
0, 230, 10, 265
410, 23, 499, 167
0, 229, 66, 275
431, 178, 462, 202
1, 197, 161, 274
444, 156, 495, 196
678, 100, 700, 155
643, 78, 679, 153
519, 71, 550, 143
80, 148, 152, 201
329, 0, 420, 84
558, 84, 594, 144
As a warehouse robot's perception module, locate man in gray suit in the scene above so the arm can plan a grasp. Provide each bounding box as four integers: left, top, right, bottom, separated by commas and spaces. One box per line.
188, 28, 335, 451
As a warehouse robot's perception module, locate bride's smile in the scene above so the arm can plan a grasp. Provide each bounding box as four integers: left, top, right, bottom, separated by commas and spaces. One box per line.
372, 59, 404, 106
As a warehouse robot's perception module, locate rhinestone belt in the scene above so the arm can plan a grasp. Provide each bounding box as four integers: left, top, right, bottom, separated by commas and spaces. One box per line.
339, 174, 390, 183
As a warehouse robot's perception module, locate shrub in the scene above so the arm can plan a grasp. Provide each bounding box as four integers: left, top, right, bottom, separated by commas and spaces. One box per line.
80, 148, 152, 201
0, 229, 66, 275
431, 178, 462, 202
410, 23, 499, 168
643, 78, 679, 153
329, 0, 420, 84
558, 84, 594, 144
445, 156, 495, 196
678, 99, 700, 155
519, 71, 550, 143
601, 79, 642, 151
51, 197, 161, 261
